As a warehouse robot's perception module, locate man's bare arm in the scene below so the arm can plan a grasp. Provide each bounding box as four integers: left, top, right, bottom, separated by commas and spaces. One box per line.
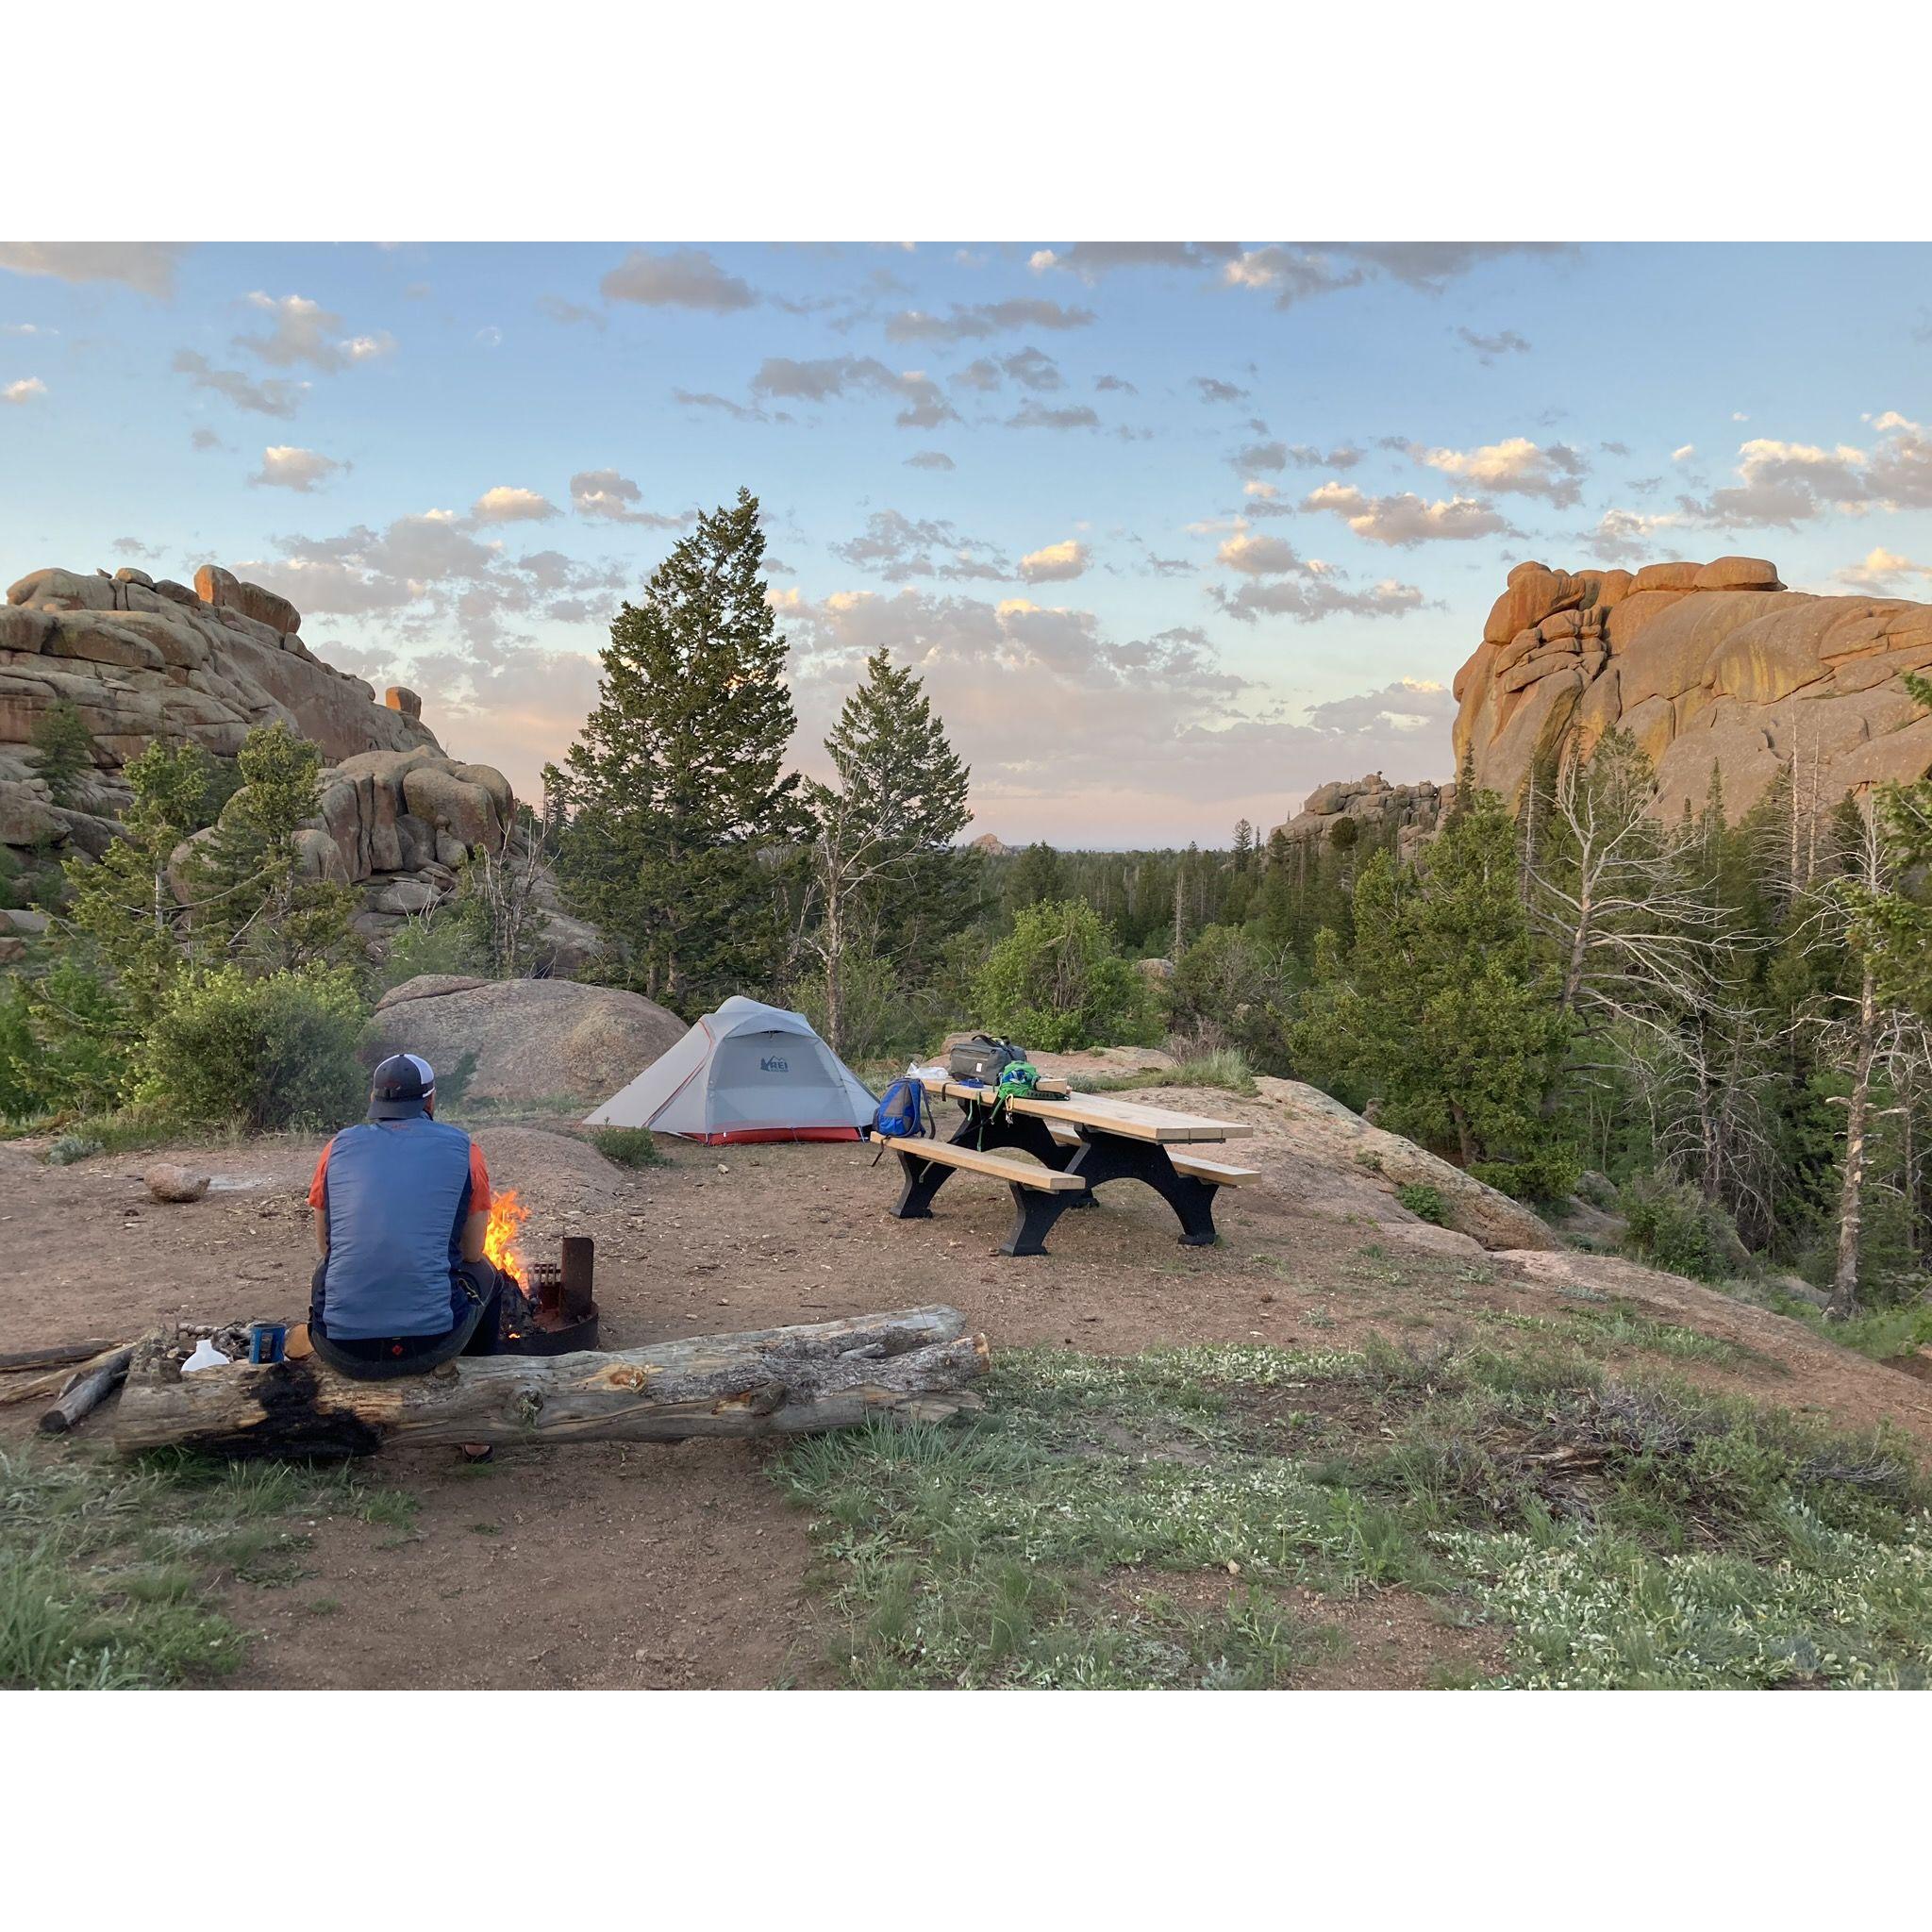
461, 1208, 489, 1264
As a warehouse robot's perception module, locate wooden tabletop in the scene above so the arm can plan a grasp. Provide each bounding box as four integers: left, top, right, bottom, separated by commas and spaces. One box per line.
919, 1075, 1255, 1144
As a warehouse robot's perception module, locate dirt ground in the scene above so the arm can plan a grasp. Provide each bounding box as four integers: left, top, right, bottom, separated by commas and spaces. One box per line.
6, 1090, 1931, 1690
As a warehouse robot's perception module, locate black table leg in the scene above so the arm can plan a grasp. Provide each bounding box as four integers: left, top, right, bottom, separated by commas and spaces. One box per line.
891, 1147, 955, 1220
950, 1100, 1096, 1207
1003, 1183, 1075, 1257
1061, 1134, 1223, 1245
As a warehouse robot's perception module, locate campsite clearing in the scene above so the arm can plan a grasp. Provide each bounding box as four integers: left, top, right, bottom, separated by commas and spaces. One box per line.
7, 1086, 1932, 1690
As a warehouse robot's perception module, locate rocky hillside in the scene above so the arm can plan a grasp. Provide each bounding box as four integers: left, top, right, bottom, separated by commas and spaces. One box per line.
1452, 554, 1932, 817
0, 559, 596, 965
1271, 773, 1447, 862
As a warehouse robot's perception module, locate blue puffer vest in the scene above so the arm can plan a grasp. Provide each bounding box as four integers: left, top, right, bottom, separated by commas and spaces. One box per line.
316, 1118, 477, 1339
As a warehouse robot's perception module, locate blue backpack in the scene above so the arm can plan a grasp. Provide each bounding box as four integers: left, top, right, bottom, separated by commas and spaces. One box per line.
873, 1076, 933, 1143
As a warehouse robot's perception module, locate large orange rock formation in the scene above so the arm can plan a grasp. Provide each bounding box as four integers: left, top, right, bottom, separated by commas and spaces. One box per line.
1451, 556, 1932, 817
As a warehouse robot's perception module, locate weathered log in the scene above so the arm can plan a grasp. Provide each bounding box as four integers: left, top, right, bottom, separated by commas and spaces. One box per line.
39, 1345, 136, 1434
108, 1306, 989, 1458
0, 1340, 118, 1375
1, 1341, 133, 1408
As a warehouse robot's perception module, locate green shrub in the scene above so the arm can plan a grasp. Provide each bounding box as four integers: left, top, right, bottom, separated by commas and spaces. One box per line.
378, 911, 485, 991
28, 698, 96, 808
1395, 1182, 1446, 1224
45, 1133, 103, 1166
589, 1125, 664, 1169
1619, 1171, 1749, 1283
1471, 1146, 1583, 1207
973, 898, 1162, 1053
138, 965, 368, 1131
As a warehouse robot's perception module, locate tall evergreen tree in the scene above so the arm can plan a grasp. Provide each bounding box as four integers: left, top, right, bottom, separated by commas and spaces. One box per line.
1293, 792, 1574, 1197
29, 698, 96, 808
800, 648, 971, 1055
547, 490, 804, 1010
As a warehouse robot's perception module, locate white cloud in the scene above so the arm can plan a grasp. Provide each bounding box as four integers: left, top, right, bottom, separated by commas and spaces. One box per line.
1835, 546, 1932, 592
471, 485, 558, 525
172, 348, 308, 417
833, 510, 1008, 582
2, 375, 46, 405
250, 444, 344, 492
1415, 436, 1586, 507
568, 469, 691, 527
600, 248, 757, 312
236, 292, 396, 373
1672, 443, 1698, 463
0, 242, 186, 297
1302, 481, 1509, 545
1216, 531, 1303, 575
748, 355, 958, 430
904, 450, 955, 471
885, 299, 1095, 342
1018, 539, 1091, 583
1671, 419, 1932, 527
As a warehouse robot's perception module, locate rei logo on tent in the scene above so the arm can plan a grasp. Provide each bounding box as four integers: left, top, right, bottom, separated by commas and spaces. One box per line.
759, 1055, 790, 1073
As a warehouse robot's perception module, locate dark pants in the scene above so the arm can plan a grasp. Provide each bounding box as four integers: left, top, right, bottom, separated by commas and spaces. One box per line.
309, 1258, 506, 1377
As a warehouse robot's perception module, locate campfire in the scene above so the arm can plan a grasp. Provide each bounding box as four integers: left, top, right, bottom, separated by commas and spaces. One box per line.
484, 1187, 600, 1356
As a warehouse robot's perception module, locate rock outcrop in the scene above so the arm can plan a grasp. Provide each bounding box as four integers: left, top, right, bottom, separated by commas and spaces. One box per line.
367, 976, 687, 1105
1273, 773, 1448, 864
2, 563, 437, 832
1452, 555, 1932, 819
0, 558, 583, 964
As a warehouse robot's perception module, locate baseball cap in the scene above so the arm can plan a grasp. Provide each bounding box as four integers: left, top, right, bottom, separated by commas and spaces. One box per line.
369, 1052, 436, 1120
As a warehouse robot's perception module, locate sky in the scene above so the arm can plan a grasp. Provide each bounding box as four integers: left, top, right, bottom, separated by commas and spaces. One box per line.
3, 239, 1930, 848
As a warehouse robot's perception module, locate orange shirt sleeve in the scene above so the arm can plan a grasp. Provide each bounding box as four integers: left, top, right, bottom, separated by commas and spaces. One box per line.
307, 1139, 334, 1210
468, 1141, 491, 1216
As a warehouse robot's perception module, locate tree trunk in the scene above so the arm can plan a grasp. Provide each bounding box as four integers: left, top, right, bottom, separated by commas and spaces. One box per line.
1830, 963, 1878, 1320
824, 884, 845, 1057
109, 1307, 988, 1458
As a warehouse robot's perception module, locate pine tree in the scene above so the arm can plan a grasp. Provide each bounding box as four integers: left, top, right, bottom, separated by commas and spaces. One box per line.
183, 724, 356, 972
1292, 792, 1574, 1197
29, 699, 96, 808
1008, 841, 1063, 911
800, 649, 971, 1055
548, 490, 804, 1010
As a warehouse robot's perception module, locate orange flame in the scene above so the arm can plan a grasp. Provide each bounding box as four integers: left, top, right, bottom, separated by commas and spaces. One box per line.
484, 1187, 529, 1286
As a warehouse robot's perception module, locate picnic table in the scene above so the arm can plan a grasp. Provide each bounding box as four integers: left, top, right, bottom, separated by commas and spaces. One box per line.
879, 1074, 1257, 1257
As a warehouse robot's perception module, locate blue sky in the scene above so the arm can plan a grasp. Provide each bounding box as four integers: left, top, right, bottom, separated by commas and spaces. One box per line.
3, 240, 1929, 845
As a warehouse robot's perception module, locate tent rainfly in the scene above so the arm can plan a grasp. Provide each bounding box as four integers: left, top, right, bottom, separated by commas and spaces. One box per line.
584, 996, 878, 1145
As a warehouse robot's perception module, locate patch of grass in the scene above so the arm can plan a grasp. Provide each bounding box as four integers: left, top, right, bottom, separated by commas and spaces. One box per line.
358, 1489, 419, 1530
45, 1133, 104, 1166
1474, 1301, 1771, 1371
1069, 1050, 1258, 1100
774, 1333, 1932, 1691
1756, 1290, 1932, 1365
587, 1125, 665, 1169
0, 1446, 415, 1689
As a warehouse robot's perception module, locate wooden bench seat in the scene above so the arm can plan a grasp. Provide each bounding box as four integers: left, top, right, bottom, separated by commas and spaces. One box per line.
882, 1135, 1087, 1257
1043, 1121, 1257, 1187
880, 1137, 1087, 1191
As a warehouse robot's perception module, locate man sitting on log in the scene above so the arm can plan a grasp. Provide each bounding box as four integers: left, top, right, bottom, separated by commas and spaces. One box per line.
307, 1054, 506, 1457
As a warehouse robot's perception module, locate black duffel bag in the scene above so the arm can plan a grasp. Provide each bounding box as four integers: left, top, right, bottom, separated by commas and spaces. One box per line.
948, 1033, 1026, 1084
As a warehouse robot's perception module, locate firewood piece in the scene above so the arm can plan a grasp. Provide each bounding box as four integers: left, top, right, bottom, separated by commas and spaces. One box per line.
0, 1340, 118, 1375
108, 1306, 989, 1458
38, 1345, 137, 1433
0, 1341, 133, 1408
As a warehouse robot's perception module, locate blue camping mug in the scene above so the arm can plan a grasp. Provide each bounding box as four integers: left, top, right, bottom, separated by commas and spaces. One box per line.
249, 1322, 288, 1365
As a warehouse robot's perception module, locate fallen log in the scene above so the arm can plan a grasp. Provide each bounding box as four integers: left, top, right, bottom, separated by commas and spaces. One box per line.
0, 1340, 118, 1375
108, 1306, 990, 1458
1, 1341, 134, 1409
39, 1345, 137, 1435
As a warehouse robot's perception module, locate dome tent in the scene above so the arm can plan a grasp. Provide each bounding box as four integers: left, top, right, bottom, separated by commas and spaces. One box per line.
584, 995, 877, 1145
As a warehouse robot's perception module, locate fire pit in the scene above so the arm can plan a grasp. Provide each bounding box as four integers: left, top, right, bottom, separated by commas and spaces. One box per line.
485, 1190, 601, 1355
